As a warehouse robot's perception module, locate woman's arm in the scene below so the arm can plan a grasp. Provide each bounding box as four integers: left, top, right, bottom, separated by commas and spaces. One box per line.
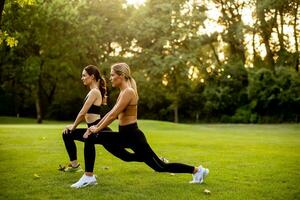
90, 89, 133, 133
82, 107, 112, 137
94, 110, 112, 127
72, 89, 100, 129
94, 94, 121, 127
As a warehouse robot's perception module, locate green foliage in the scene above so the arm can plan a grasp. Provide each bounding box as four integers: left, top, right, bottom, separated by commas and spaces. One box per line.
0, 0, 299, 123
248, 67, 300, 122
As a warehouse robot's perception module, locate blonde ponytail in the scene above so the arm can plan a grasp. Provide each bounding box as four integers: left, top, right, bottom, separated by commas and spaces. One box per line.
128, 77, 138, 99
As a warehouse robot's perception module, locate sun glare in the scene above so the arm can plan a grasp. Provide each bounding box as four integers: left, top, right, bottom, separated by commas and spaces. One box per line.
126, 0, 145, 7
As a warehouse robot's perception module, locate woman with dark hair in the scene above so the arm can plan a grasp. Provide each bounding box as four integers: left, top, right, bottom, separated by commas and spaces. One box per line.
70, 63, 209, 188
61, 65, 110, 181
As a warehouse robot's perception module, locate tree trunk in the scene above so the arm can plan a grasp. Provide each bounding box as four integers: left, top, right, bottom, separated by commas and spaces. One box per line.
209, 43, 222, 66
294, 2, 299, 72
252, 24, 257, 62
218, 0, 246, 64
256, 2, 275, 70
174, 105, 178, 123
275, 10, 285, 51
196, 112, 199, 123
35, 75, 42, 123
35, 95, 42, 124
35, 60, 44, 124
0, 0, 5, 27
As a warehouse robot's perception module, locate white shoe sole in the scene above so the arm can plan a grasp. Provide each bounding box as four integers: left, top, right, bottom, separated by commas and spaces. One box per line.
71, 181, 98, 189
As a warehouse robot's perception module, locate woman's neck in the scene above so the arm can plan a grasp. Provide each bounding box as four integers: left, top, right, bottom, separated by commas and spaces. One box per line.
89, 82, 98, 90
119, 81, 129, 91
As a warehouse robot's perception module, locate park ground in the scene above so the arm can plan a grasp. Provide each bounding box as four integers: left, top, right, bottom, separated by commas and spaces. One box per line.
0, 117, 299, 200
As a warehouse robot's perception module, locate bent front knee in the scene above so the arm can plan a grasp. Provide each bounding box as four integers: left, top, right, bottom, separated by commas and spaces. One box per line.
62, 130, 71, 140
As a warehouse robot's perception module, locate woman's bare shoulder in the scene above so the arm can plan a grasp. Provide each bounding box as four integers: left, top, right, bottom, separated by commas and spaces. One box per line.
124, 87, 135, 94
89, 88, 101, 96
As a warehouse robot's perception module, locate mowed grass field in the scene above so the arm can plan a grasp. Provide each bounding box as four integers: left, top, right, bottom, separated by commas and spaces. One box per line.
0, 117, 299, 200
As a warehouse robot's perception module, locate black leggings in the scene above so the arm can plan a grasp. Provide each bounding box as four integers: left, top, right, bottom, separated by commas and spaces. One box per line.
85, 123, 195, 174
62, 119, 112, 172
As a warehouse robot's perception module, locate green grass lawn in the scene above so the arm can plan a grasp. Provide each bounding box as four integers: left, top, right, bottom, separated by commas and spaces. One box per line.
0, 117, 299, 200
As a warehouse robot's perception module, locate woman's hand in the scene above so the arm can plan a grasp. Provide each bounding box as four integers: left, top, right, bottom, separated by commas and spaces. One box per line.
63, 124, 75, 134
89, 125, 99, 133
83, 129, 92, 139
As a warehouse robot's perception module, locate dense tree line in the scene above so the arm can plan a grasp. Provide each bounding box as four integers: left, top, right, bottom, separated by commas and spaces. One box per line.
0, 0, 299, 123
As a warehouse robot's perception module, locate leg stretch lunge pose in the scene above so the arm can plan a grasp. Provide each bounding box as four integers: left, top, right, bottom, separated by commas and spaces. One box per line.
71, 63, 209, 188
61, 65, 111, 174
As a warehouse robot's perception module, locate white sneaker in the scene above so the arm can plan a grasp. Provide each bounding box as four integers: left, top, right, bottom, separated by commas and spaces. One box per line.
201, 167, 209, 184
70, 174, 97, 188
189, 165, 209, 184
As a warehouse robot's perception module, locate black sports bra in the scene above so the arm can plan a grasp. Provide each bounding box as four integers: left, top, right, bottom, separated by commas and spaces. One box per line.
87, 104, 101, 114
84, 96, 101, 115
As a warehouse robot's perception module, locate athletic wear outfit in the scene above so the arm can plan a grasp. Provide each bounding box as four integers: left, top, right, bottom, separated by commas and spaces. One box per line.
84, 122, 195, 174
83, 103, 196, 174
62, 98, 111, 172
64, 97, 209, 187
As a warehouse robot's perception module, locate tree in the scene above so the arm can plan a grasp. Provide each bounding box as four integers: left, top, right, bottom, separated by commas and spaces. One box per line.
0, 0, 4, 26
129, 0, 209, 122
1, 0, 299, 123
1, 0, 85, 122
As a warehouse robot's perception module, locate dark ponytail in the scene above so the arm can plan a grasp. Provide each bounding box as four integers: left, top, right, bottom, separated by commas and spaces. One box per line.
99, 76, 107, 105
84, 65, 107, 105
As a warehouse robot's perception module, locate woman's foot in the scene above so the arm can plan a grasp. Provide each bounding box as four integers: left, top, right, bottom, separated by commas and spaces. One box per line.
189, 165, 209, 184
70, 174, 97, 188
64, 163, 83, 172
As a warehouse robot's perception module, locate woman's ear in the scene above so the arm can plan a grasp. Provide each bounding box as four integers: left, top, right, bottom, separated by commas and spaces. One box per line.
120, 74, 125, 79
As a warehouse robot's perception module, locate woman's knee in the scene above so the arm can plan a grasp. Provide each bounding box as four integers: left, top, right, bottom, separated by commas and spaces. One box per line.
84, 135, 95, 144
147, 158, 167, 172
62, 131, 69, 140
153, 166, 166, 172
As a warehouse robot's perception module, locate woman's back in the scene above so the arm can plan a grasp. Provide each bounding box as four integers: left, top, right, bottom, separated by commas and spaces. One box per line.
118, 88, 138, 126
85, 89, 103, 124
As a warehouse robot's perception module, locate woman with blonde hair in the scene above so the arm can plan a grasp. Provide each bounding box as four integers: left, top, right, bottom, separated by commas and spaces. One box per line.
70, 63, 209, 188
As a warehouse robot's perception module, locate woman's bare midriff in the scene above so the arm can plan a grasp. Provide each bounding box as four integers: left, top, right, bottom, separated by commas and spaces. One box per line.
118, 114, 137, 126
85, 114, 101, 124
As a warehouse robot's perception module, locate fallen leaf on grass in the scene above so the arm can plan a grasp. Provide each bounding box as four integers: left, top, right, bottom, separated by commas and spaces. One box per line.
203, 189, 211, 195
33, 174, 40, 179
102, 166, 109, 170
58, 164, 66, 171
